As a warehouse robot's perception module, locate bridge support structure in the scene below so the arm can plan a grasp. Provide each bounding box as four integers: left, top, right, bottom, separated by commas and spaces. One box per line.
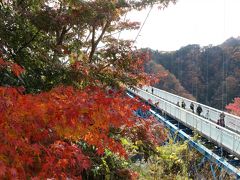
151, 108, 240, 179
127, 91, 240, 179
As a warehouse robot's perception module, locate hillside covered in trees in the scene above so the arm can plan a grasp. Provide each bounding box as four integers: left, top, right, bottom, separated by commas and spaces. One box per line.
146, 37, 240, 110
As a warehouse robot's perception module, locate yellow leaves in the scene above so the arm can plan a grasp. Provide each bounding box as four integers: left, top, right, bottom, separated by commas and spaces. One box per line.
69, 52, 89, 65
69, 53, 76, 64
156, 142, 188, 162
135, 140, 143, 146
120, 138, 130, 146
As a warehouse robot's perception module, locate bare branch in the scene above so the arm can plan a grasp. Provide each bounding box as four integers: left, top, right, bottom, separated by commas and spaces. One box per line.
56, 26, 69, 45
15, 30, 40, 55
88, 21, 110, 62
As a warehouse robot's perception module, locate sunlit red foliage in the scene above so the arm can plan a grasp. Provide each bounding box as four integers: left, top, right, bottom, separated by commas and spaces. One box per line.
226, 97, 240, 117
124, 117, 167, 148
0, 58, 24, 77
0, 85, 146, 179
11, 63, 25, 77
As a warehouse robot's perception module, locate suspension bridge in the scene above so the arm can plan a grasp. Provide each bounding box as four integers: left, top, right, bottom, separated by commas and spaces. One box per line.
127, 86, 240, 179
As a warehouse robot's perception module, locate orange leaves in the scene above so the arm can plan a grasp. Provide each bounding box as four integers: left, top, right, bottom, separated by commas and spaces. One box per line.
0, 85, 143, 178
0, 58, 24, 77
11, 63, 25, 77
0, 58, 5, 66
39, 141, 90, 178
226, 97, 240, 116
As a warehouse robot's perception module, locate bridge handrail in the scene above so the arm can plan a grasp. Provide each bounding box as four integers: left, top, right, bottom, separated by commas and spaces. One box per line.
128, 87, 240, 158
148, 85, 240, 120
136, 87, 240, 137
144, 86, 240, 133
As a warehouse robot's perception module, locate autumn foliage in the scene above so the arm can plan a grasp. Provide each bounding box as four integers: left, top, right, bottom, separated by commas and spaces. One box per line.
0, 82, 167, 179
0, 58, 24, 77
0, 0, 174, 178
0, 26, 166, 179
226, 97, 240, 116
0, 56, 167, 178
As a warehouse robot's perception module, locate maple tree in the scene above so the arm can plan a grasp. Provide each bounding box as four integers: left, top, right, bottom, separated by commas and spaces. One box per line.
0, 0, 176, 92
0, 83, 168, 179
0, 84, 143, 178
0, 58, 167, 178
0, 0, 176, 179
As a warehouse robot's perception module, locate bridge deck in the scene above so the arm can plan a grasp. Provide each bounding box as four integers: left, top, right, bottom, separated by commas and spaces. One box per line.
127, 88, 240, 178
144, 86, 240, 134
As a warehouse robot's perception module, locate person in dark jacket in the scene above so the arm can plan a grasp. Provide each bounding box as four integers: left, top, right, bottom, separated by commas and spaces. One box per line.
219, 112, 225, 127
181, 101, 186, 109
190, 102, 194, 113
151, 88, 154, 94
196, 105, 203, 116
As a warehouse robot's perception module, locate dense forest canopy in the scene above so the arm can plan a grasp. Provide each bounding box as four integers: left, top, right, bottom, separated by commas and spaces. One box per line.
145, 37, 240, 110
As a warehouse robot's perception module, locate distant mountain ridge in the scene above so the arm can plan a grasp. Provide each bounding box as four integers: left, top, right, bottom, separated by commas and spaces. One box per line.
221, 37, 240, 48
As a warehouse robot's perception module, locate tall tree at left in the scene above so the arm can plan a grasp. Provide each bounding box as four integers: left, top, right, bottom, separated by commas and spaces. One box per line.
0, 0, 175, 179
0, 0, 176, 92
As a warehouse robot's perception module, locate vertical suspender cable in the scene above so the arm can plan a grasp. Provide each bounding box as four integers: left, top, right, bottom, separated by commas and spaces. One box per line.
133, 6, 153, 44
224, 0, 228, 109
196, 51, 198, 100
222, 0, 227, 110
206, 50, 209, 105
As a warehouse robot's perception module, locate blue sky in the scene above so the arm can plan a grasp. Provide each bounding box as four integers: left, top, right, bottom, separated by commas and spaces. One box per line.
121, 0, 240, 51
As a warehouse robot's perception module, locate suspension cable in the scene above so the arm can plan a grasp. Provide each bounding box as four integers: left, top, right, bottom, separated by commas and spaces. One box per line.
133, 6, 153, 43
222, 0, 227, 110
206, 49, 209, 105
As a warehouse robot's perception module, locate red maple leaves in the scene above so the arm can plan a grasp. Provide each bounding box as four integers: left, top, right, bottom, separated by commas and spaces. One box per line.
0, 58, 24, 77
0, 85, 142, 178
0, 56, 166, 178
226, 97, 240, 116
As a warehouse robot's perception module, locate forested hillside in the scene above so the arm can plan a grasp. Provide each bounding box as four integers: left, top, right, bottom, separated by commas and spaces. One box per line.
145, 60, 195, 100
146, 37, 240, 109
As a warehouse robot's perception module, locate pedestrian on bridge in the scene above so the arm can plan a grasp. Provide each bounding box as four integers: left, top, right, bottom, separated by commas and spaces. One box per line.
218, 112, 225, 127
151, 88, 154, 94
181, 100, 186, 109
205, 110, 210, 120
196, 105, 203, 116
190, 102, 194, 113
